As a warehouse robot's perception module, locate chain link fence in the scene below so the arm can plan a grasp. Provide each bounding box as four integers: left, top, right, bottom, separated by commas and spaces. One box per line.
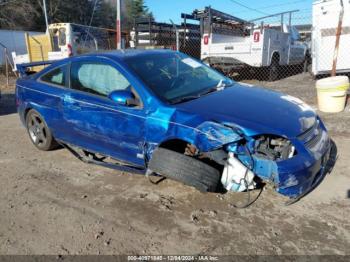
130, 3, 349, 82
48, 24, 126, 55
1, 3, 349, 84
130, 17, 201, 59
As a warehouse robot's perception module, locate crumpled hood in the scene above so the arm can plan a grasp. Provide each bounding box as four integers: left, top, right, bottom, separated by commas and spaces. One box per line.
175, 83, 317, 138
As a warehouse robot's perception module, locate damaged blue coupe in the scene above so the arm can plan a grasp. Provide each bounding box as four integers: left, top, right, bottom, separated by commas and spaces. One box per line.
16, 50, 332, 204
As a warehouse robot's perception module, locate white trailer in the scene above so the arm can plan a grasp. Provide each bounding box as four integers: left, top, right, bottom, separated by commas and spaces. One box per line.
193, 7, 308, 81
312, 0, 350, 76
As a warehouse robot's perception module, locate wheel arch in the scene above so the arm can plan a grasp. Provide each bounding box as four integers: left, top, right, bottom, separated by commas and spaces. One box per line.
23, 105, 54, 132
24, 107, 59, 151
157, 138, 194, 154
24, 107, 33, 120
23, 106, 43, 124
20, 106, 34, 125
144, 137, 195, 167
270, 52, 280, 65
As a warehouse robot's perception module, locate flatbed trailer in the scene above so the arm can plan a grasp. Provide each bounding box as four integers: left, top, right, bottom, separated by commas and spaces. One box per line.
130, 17, 201, 59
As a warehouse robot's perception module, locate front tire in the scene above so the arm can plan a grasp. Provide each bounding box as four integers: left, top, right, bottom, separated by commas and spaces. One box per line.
148, 148, 221, 192
26, 109, 58, 151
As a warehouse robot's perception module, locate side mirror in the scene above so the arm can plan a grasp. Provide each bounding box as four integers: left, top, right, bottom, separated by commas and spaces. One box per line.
108, 90, 139, 107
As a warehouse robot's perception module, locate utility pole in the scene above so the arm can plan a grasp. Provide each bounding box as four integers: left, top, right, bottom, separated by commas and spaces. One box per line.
43, 0, 49, 33
116, 0, 122, 49
331, 0, 344, 76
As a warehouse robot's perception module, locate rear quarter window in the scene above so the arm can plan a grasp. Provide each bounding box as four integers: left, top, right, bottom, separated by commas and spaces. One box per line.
40, 65, 67, 87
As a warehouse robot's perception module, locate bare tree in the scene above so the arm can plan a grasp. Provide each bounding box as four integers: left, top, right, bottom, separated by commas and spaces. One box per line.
0, 0, 41, 30
0, 0, 151, 31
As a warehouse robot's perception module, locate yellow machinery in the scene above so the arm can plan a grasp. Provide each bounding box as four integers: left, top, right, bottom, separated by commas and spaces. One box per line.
24, 33, 53, 71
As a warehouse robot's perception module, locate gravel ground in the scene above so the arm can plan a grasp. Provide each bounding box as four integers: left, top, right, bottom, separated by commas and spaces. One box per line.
0, 73, 349, 255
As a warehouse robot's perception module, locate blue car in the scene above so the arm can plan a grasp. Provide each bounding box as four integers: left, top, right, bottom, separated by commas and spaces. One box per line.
16, 50, 331, 203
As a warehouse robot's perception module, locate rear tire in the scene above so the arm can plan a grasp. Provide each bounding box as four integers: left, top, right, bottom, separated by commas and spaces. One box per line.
26, 109, 58, 151
303, 54, 312, 73
148, 148, 221, 192
268, 56, 280, 81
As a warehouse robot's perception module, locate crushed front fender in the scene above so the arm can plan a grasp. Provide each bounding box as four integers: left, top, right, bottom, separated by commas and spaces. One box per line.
143, 106, 243, 160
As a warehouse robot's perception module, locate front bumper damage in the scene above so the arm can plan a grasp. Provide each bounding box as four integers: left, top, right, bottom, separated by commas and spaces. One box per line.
276, 132, 331, 202
221, 119, 332, 202
143, 106, 331, 203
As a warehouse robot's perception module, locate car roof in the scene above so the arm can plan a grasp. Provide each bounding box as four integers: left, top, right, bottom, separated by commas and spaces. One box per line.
33, 49, 176, 78
81, 49, 176, 61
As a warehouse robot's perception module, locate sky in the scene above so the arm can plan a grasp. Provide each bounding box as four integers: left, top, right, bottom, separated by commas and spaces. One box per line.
144, 0, 313, 25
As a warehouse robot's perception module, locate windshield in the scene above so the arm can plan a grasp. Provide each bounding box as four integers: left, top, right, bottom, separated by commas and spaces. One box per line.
124, 52, 234, 104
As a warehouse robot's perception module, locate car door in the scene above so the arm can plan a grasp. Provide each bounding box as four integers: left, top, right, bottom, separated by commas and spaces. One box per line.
31, 64, 70, 140
61, 58, 146, 167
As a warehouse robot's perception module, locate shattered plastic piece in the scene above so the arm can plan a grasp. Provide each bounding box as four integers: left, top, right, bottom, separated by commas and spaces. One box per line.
221, 152, 255, 192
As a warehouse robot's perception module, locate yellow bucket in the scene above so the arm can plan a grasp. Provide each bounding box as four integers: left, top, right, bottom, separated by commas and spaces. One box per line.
316, 76, 349, 113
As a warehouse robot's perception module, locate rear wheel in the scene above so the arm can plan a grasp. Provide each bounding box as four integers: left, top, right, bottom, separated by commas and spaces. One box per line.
26, 109, 58, 151
268, 56, 280, 81
303, 54, 312, 73
148, 148, 221, 192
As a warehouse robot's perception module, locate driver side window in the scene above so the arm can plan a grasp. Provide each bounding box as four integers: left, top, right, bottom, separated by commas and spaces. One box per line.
70, 61, 130, 97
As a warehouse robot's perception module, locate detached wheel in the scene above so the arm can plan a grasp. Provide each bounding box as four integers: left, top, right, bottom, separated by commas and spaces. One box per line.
148, 148, 221, 192
26, 109, 58, 151
268, 57, 280, 81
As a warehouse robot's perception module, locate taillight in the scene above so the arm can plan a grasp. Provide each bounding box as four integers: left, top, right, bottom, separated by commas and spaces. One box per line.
253, 32, 260, 42
203, 35, 209, 45
67, 44, 73, 57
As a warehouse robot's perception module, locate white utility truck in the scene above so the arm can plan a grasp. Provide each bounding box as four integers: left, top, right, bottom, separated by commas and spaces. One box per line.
193, 7, 309, 81
312, 0, 350, 77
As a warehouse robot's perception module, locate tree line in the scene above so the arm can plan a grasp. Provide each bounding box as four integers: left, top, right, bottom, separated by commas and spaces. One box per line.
0, 0, 152, 31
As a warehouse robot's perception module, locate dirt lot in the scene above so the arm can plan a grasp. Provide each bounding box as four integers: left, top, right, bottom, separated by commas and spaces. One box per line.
0, 73, 349, 255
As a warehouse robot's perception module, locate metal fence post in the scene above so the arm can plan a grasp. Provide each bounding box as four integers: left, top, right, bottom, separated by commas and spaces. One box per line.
170, 20, 179, 51
183, 16, 187, 48
5, 47, 9, 87
331, 0, 344, 76
176, 29, 179, 51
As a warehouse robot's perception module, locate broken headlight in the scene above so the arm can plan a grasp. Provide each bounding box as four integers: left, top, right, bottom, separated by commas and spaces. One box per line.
253, 135, 296, 161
